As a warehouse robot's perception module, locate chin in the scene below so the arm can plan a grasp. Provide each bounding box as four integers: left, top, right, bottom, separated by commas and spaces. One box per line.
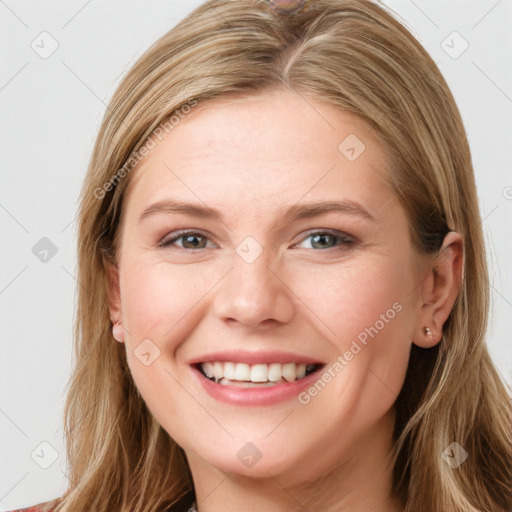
194, 437, 320, 481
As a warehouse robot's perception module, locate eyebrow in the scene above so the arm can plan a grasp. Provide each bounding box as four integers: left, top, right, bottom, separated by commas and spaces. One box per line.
139, 198, 376, 225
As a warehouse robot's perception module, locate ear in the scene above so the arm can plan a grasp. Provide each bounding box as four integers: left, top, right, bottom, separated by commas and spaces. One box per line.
412, 231, 464, 348
104, 255, 123, 324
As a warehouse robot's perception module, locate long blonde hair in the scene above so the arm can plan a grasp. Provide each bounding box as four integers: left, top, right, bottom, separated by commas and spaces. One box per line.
39, 1, 511, 511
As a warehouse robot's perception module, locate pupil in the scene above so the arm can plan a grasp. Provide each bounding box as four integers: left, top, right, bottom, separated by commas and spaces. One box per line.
184, 235, 204, 249
312, 234, 334, 249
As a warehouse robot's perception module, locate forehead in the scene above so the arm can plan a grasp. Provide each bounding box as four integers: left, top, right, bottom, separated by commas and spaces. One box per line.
123, 89, 395, 222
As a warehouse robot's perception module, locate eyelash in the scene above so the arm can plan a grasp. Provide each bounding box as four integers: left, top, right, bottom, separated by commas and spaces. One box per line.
157, 229, 356, 251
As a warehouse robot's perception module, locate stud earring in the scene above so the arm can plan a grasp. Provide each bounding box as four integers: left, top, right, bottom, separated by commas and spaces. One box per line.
424, 326, 432, 337
112, 321, 124, 343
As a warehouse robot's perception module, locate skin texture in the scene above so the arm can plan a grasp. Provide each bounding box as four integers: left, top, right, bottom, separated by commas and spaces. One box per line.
106, 89, 463, 512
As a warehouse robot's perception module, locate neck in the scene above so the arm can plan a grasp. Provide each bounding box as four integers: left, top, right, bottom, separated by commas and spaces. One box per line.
187, 408, 403, 512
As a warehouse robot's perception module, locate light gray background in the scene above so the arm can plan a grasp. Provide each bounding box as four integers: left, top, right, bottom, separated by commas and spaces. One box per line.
1, 1, 511, 509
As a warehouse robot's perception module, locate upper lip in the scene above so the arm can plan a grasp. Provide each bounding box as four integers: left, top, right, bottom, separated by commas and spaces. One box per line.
189, 350, 325, 366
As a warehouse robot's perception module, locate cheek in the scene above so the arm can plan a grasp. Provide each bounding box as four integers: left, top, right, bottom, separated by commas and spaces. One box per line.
291, 253, 412, 346
120, 259, 217, 343
117, 259, 217, 423
291, 255, 413, 407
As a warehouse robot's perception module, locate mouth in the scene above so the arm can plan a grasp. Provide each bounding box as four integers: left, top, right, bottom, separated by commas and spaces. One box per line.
195, 361, 324, 387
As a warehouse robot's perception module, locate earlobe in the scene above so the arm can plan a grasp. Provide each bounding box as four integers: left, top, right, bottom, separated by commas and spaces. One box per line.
112, 320, 125, 343
413, 322, 439, 349
413, 231, 464, 348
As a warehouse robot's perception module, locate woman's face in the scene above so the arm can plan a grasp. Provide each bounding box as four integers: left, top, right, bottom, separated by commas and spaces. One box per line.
110, 89, 426, 482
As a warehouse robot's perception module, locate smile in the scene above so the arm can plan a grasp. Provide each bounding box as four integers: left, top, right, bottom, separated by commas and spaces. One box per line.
198, 361, 323, 387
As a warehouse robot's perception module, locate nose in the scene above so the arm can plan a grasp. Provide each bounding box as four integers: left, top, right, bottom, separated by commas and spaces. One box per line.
213, 248, 295, 329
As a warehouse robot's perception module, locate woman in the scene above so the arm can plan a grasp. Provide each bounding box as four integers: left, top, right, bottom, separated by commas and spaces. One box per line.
13, 0, 511, 511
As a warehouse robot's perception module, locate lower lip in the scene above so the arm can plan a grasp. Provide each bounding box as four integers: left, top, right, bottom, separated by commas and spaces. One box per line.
192, 366, 322, 406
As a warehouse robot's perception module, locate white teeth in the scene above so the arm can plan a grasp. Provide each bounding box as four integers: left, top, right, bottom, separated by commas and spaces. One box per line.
282, 363, 297, 382
267, 363, 282, 382
234, 363, 251, 381
224, 361, 236, 380
250, 364, 268, 383
213, 362, 224, 381
202, 362, 214, 378
199, 361, 317, 384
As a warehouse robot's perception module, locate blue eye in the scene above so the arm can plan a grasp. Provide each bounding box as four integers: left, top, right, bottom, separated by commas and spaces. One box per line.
296, 231, 355, 250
